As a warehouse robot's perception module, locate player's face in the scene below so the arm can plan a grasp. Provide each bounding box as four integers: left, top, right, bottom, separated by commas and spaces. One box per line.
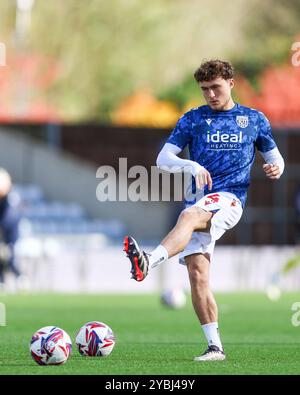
199, 77, 234, 111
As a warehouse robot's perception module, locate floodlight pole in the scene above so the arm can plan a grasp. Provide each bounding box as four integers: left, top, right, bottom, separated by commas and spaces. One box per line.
15, 0, 35, 49
15, 0, 61, 149
14, 0, 35, 118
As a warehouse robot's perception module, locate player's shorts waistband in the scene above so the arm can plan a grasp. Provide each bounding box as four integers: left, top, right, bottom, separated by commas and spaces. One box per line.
185, 191, 242, 209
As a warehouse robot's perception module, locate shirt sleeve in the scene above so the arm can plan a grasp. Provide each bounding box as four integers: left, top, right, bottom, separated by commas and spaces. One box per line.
156, 143, 204, 176
259, 147, 285, 175
255, 112, 277, 153
166, 113, 192, 150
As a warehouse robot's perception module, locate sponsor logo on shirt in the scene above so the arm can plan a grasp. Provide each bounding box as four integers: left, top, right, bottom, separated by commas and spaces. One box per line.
206, 130, 243, 150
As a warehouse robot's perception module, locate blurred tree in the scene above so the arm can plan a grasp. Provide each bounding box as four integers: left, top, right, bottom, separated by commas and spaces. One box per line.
158, 76, 202, 109
8, 0, 250, 122
0, 1, 16, 39
232, 0, 300, 88
0, 0, 299, 124
159, 0, 300, 112
111, 88, 180, 128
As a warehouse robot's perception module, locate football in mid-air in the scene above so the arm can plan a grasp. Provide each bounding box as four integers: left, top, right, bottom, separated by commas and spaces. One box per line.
266, 284, 282, 301
76, 321, 116, 357
161, 288, 187, 309
30, 326, 72, 366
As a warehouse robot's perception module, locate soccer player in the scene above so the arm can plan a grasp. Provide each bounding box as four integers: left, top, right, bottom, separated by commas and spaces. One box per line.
124, 60, 285, 361
0, 169, 22, 289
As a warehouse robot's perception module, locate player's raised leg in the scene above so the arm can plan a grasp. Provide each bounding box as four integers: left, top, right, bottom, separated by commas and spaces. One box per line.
124, 207, 212, 281
186, 253, 225, 361
161, 207, 212, 257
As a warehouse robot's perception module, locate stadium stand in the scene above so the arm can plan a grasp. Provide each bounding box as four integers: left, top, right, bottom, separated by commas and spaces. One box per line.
13, 183, 126, 240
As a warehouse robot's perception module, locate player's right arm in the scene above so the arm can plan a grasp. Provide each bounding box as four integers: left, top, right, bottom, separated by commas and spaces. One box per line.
156, 142, 212, 190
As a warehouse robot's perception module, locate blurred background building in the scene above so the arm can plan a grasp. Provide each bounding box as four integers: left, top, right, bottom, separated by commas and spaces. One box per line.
0, 0, 300, 294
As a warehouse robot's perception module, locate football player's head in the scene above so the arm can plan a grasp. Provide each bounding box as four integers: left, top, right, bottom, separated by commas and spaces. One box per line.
0, 168, 12, 198
194, 60, 234, 111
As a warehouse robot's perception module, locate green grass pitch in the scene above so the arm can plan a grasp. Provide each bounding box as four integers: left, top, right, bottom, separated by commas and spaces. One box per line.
0, 292, 300, 375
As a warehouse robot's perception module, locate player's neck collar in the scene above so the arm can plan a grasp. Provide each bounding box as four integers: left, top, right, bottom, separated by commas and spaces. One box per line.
209, 102, 238, 113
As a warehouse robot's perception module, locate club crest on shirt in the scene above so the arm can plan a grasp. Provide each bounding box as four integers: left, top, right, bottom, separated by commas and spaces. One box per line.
236, 116, 248, 128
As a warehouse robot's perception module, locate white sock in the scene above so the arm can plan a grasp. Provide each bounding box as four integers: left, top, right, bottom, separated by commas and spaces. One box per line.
148, 245, 168, 269
201, 322, 223, 350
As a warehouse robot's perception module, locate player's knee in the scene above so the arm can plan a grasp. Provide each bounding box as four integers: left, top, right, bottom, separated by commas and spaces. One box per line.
179, 207, 205, 228
179, 208, 194, 222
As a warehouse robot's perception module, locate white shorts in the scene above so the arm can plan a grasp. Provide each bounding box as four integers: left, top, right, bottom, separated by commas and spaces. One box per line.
179, 191, 243, 265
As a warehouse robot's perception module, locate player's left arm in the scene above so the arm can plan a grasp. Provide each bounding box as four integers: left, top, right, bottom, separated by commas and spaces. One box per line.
255, 112, 285, 181
259, 147, 285, 180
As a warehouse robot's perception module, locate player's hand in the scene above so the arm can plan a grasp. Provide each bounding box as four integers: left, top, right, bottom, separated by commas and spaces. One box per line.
263, 163, 281, 180
188, 162, 213, 190
194, 168, 213, 190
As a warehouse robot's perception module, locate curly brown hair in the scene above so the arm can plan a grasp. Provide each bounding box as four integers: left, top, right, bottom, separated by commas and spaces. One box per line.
194, 60, 234, 82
